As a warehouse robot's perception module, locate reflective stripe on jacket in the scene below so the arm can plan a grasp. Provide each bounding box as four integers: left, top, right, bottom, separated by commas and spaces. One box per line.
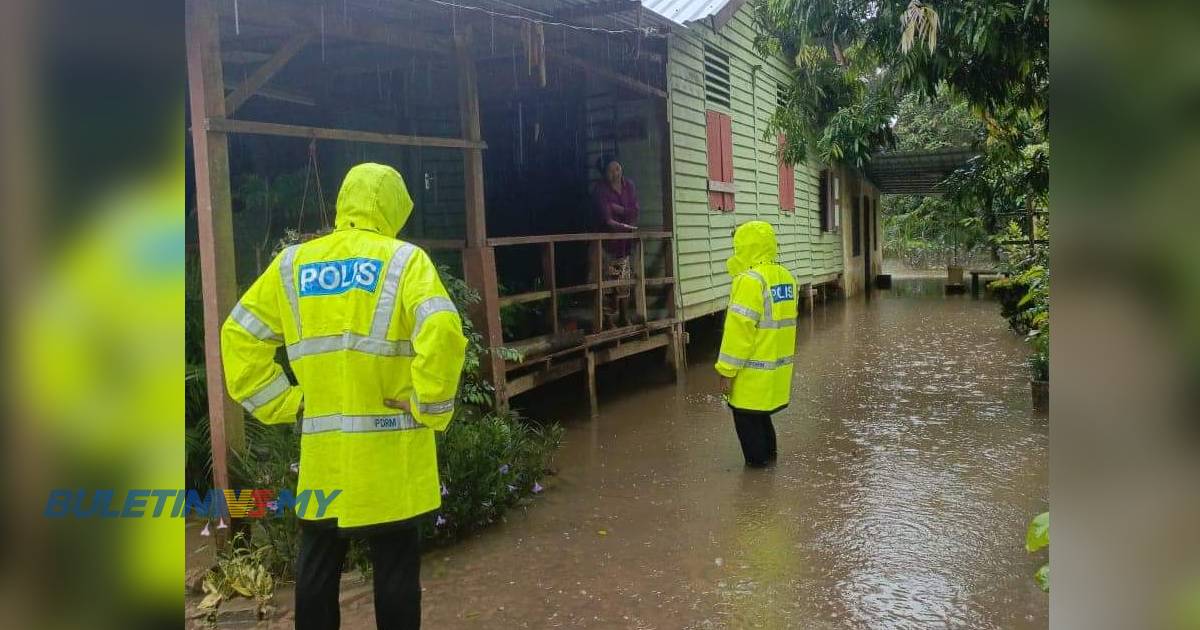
715, 221, 798, 412
220, 163, 467, 529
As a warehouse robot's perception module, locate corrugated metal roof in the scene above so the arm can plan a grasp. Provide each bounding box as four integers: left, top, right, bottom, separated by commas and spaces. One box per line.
640, 0, 735, 26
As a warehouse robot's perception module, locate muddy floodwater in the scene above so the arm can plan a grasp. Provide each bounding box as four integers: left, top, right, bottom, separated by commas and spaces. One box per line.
399, 278, 1046, 628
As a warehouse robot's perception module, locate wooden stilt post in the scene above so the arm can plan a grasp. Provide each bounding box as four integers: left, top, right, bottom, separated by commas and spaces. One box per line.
591, 239, 604, 332
187, 0, 244, 491
586, 350, 598, 418
455, 31, 507, 409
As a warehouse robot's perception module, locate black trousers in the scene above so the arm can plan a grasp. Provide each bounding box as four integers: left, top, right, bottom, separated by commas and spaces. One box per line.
295, 521, 422, 630
732, 408, 777, 466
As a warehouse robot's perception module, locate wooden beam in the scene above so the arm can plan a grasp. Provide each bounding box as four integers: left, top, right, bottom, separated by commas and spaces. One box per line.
253, 86, 316, 107
486, 231, 672, 246
506, 357, 586, 396
554, 51, 667, 99
592, 333, 669, 364
498, 290, 553, 307
456, 32, 488, 247
455, 29, 507, 407
204, 117, 487, 149
224, 32, 312, 114
186, 0, 244, 491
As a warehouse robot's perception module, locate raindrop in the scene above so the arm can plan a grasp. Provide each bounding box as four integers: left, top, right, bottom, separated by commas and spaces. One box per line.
233, 0, 240, 35
320, 5, 326, 63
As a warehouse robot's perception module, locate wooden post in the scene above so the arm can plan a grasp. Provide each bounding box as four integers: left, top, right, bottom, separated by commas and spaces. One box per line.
187, 0, 244, 491
633, 238, 648, 323
662, 237, 677, 321
586, 350, 598, 417
591, 239, 604, 332
455, 30, 507, 408
542, 242, 558, 334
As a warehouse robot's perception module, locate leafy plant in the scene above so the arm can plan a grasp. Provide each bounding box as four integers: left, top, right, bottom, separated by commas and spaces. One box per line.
1025, 511, 1049, 592
200, 532, 276, 613
429, 411, 563, 542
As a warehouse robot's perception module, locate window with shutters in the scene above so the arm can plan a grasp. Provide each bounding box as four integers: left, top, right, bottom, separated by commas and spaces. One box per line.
817, 168, 839, 231
706, 110, 735, 211
777, 134, 795, 212
704, 45, 731, 109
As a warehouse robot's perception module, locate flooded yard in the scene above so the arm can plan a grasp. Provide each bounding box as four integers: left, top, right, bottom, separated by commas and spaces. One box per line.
334, 278, 1048, 628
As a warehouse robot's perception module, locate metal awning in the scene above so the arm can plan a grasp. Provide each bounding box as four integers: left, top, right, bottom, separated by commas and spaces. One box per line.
866, 148, 978, 195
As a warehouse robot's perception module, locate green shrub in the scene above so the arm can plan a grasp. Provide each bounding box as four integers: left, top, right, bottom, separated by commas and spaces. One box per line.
429, 410, 563, 542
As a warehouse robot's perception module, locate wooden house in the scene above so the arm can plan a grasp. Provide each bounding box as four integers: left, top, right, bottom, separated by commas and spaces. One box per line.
186, 0, 878, 486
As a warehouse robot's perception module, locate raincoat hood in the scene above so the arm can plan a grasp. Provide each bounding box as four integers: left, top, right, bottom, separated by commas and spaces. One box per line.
333, 163, 413, 237
726, 221, 779, 276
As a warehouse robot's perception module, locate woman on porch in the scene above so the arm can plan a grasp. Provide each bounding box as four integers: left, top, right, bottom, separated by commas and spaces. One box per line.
592, 157, 641, 328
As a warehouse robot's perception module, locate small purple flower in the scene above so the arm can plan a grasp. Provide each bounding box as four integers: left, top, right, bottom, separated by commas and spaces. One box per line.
532, 482, 544, 494
435, 514, 447, 527
440, 483, 449, 497
498, 464, 510, 475
266, 500, 280, 513
507, 484, 517, 493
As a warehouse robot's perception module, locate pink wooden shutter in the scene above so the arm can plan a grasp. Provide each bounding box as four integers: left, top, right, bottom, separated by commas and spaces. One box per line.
720, 113, 734, 210
706, 111, 724, 211
777, 134, 795, 211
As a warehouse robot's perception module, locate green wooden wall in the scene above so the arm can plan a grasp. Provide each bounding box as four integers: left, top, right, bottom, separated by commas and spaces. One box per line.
666, 6, 844, 319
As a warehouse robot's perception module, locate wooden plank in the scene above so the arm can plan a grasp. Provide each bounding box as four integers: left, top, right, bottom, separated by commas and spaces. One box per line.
645, 276, 675, 286
224, 32, 312, 114
498, 290, 552, 307
506, 358, 586, 397
707, 179, 737, 194
205, 117, 486, 150
592, 333, 669, 365
186, 0, 243, 491
557, 282, 599, 296
487, 231, 673, 246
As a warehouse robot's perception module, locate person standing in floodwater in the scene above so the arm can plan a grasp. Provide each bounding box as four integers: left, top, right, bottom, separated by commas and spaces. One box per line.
715, 221, 798, 467
591, 157, 641, 328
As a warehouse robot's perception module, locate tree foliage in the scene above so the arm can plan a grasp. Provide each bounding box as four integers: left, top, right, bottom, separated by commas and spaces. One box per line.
754, 0, 1049, 166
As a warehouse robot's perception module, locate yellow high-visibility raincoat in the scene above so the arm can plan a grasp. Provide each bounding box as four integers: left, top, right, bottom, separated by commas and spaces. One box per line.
221, 163, 467, 530
715, 221, 798, 412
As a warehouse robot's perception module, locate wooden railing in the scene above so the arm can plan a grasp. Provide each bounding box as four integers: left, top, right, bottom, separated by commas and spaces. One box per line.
486, 232, 676, 346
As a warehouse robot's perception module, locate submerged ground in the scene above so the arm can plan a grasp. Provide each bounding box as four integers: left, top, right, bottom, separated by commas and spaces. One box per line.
274, 277, 1049, 629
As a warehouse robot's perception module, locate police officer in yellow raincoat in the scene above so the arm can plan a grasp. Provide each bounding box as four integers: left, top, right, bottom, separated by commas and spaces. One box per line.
715, 221, 798, 467
221, 163, 466, 629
